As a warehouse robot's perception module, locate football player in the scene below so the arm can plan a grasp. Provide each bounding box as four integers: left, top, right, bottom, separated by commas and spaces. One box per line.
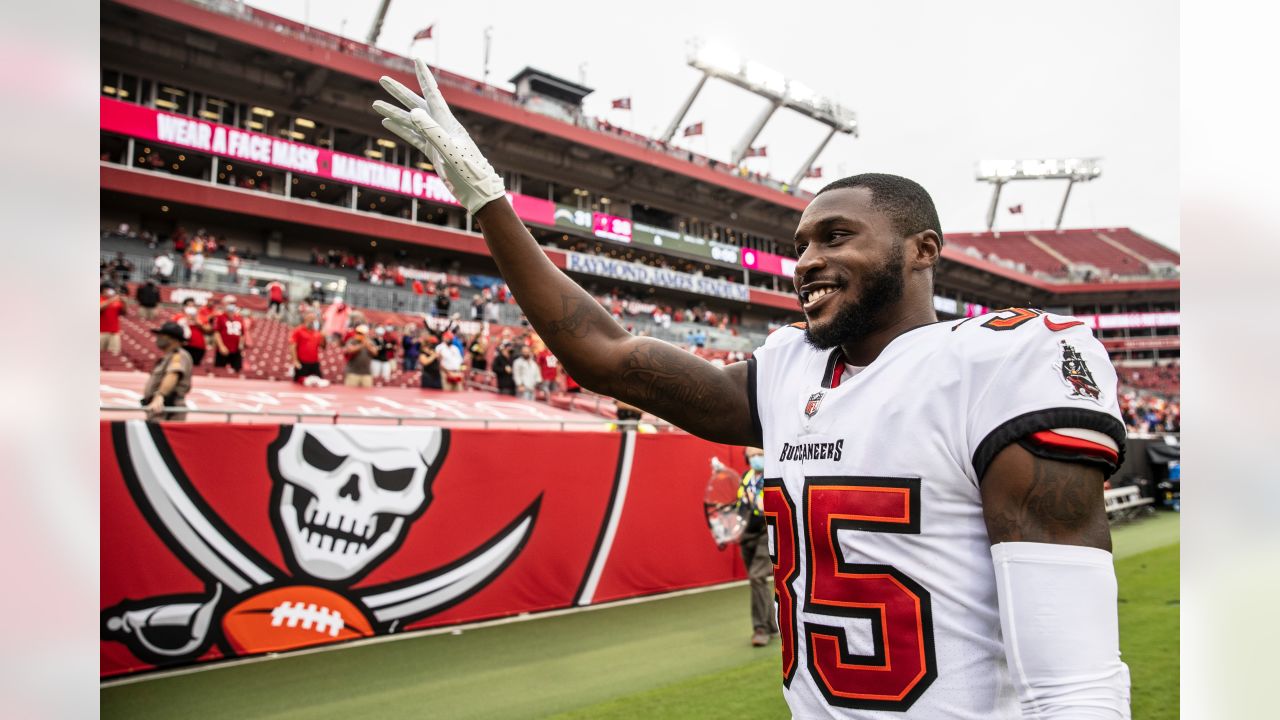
375, 61, 1130, 719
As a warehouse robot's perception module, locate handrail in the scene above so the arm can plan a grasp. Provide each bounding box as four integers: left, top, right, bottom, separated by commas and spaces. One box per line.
99, 404, 677, 431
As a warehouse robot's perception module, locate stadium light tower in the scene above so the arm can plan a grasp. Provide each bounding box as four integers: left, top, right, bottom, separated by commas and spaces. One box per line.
661, 40, 858, 191
977, 157, 1102, 232
366, 0, 393, 46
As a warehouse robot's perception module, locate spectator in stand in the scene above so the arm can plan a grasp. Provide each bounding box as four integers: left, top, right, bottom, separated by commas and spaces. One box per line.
436, 331, 465, 391
402, 324, 422, 371
322, 297, 350, 342
371, 326, 397, 384
226, 248, 241, 284
513, 346, 540, 401
470, 293, 486, 321
434, 291, 451, 318
418, 334, 442, 390
136, 279, 161, 320
469, 334, 489, 372
100, 285, 127, 355
289, 311, 326, 385
142, 322, 193, 423
412, 278, 425, 295
174, 298, 207, 366
534, 342, 558, 398
189, 236, 207, 280
266, 279, 286, 316
491, 341, 516, 396
448, 284, 461, 303
309, 281, 326, 304
109, 252, 134, 288
343, 324, 377, 388
212, 296, 249, 374
152, 252, 175, 285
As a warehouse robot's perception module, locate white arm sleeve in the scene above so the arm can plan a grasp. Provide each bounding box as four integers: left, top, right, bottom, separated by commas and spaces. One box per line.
992, 542, 1131, 719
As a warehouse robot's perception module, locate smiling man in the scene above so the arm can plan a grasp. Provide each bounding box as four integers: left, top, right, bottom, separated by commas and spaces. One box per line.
374, 61, 1132, 719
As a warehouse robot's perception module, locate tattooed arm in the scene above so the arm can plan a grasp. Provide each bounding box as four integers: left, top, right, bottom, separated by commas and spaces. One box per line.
473, 200, 758, 446
980, 442, 1111, 549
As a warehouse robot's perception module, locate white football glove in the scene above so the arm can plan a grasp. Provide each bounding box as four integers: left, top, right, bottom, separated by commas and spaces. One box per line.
373, 59, 506, 215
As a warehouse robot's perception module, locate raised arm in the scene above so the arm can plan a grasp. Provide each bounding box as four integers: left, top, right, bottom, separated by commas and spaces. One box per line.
374, 61, 758, 446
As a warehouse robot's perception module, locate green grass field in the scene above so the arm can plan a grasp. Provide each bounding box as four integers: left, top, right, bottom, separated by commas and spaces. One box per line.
102, 512, 1178, 719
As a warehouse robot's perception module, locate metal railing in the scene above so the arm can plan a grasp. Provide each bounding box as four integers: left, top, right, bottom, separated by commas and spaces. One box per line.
100, 404, 677, 432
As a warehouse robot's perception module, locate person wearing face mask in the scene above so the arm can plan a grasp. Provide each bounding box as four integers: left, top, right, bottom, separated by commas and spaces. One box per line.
141, 322, 193, 422
173, 298, 208, 366
371, 326, 397, 384
212, 296, 250, 374
738, 446, 776, 648
289, 311, 326, 385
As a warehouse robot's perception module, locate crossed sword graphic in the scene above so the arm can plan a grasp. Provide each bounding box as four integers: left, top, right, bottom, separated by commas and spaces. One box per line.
104, 420, 535, 662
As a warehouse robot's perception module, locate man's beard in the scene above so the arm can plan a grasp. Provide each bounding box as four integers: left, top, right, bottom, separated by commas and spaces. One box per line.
804, 242, 906, 351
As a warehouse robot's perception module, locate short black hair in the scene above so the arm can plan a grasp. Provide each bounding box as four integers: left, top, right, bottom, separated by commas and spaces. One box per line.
816, 173, 944, 245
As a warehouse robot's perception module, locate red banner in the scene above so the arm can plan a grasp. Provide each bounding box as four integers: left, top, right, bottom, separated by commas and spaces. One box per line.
100, 97, 556, 225
100, 421, 745, 677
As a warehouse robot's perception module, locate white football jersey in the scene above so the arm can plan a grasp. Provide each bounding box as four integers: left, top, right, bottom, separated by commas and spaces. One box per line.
750, 308, 1126, 719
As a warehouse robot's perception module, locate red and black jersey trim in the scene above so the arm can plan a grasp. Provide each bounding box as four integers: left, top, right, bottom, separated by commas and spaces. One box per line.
821, 349, 846, 389
973, 408, 1127, 481
747, 354, 764, 446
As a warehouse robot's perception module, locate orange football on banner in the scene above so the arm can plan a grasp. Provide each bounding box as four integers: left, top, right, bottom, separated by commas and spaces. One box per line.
222, 585, 374, 656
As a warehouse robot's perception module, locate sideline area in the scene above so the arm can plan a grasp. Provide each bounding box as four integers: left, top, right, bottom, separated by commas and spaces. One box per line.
101, 512, 1179, 720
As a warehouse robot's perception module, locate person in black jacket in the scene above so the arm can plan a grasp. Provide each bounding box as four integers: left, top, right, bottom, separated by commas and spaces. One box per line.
490, 341, 516, 396
418, 334, 442, 390
136, 279, 161, 320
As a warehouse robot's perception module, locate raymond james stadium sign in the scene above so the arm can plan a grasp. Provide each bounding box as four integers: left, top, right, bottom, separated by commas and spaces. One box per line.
565, 252, 751, 302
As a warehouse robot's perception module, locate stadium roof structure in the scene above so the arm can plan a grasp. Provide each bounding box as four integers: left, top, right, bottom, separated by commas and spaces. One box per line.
508, 67, 594, 107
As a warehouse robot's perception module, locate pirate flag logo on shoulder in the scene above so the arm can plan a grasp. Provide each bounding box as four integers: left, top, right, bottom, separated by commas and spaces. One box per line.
804, 391, 825, 419
1058, 341, 1102, 400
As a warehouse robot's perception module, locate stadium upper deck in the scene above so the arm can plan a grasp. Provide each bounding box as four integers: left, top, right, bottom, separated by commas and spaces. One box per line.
99, 0, 1179, 361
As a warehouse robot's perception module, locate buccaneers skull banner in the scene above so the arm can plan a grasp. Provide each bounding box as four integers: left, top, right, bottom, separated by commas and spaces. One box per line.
100, 421, 745, 677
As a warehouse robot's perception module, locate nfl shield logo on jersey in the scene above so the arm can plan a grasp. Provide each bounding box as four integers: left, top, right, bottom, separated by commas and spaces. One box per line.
1057, 341, 1102, 400
804, 391, 825, 418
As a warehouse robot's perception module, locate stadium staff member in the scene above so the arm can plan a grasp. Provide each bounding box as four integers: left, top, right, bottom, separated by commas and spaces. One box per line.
376, 65, 1132, 719
142, 322, 193, 422
738, 447, 776, 648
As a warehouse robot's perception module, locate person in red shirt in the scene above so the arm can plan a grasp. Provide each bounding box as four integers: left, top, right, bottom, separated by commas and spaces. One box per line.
266, 280, 286, 316
212, 296, 250, 373
289, 311, 326, 384
534, 342, 558, 399
448, 284, 461, 301
412, 279, 425, 295
100, 285, 127, 354
173, 298, 209, 366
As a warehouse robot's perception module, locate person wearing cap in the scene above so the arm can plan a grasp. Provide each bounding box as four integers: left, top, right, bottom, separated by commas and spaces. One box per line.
343, 323, 377, 388
100, 284, 128, 355
212, 295, 250, 373
418, 333, 442, 390
142, 322, 194, 422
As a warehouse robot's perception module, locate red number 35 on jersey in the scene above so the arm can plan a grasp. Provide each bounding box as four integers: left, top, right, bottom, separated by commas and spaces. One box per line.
764, 476, 938, 711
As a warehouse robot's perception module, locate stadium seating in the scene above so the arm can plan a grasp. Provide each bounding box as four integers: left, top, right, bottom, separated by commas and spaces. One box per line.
947, 228, 1180, 279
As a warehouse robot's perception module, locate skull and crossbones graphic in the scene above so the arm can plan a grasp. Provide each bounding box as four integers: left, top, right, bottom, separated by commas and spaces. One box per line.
102, 421, 538, 666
